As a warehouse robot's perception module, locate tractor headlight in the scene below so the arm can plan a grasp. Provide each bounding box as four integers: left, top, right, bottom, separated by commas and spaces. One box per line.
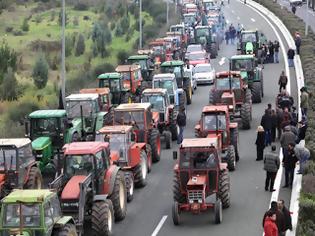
198, 199, 203, 203
189, 199, 194, 204
229, 105, 233, 110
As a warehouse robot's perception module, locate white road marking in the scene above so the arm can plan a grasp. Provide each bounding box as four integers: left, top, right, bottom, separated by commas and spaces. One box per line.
151, 215, 168, 236
226, 19, 230, 24
237, 16, 240, 20
219, 57, 226, 66
250, 18, 256, 22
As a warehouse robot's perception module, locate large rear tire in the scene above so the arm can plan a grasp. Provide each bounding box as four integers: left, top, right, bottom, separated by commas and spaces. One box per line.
173, 173, 186, 203
109, 170, 127, 221
134, 150, 148, 188
25, 166, 42, 189
226, 145, 236, 171
185, 85, 192, 105
149, 129, 161, 162
57, 223, 77, 236
164, 131, 172, 149
245, 89, 252, 104
240, 103, 251, 130
91, 200, 114, 236
218, 170, 230, 209
251, 82, 262, 103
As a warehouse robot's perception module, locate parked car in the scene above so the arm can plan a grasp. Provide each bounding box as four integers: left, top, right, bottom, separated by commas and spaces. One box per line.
186, 51, 209, 66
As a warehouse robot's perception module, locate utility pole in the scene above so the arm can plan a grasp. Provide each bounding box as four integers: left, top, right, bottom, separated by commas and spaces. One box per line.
167, 0, 169, 24
306, 0, 309, 36
61, 0, 66, 108
139, 0, 142, 49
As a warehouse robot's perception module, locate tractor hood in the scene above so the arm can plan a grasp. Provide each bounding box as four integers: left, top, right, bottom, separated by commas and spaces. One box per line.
61, 175, 86, 200
187, 175, 207, 190
6, 230, 31, 236
31, 136, 51, 151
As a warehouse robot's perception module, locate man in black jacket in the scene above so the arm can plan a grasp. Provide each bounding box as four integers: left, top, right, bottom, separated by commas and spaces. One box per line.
278, 200, 292, 233
176, 107, 186, 144
287, 48, 295, 67
261, 109, 272, 146
282, 144, 298, 188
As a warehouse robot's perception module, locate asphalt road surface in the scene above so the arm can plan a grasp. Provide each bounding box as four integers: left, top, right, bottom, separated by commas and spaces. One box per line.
109, 1, 294, 235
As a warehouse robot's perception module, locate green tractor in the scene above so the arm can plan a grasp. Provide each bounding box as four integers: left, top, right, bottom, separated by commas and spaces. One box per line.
65, 93, 109, 141
127, 54, 155, 83
0, 189, 78, 236
230, 54, 264, 103
194, 25, 218, 58
160, 60, 193, 105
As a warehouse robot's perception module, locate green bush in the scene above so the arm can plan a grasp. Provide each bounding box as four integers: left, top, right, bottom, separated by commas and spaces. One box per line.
75, 34, 85, 56
32, 54, 49, 89
0, 68, 18, 101
117, 50, 129, 64
299, 194, 315, 223
7, 101, 39, 125
0, 41, 17, 83
21, 18, 29, 32
93, 63, 115, 78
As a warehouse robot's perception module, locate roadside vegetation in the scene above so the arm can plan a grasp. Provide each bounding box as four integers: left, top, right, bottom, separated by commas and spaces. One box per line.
0, 0, 178, 137
254, 0, 315, 234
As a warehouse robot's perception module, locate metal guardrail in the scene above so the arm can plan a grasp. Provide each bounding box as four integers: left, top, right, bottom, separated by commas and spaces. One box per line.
246, 1, 305, 235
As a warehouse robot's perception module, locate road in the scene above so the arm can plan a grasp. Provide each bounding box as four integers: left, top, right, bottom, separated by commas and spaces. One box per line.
111, 1, 294, 235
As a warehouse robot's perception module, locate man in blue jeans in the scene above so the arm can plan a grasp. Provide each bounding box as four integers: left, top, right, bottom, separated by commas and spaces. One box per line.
176, 107, 186, 144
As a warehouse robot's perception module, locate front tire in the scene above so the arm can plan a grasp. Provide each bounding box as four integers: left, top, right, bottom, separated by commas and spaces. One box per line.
252, 82, 262, 103
240, 103, 251, 130
214, 200, 223, 224
134, 150, 148, 188
173, 173, 186, 203
91, 200, 114, 236
226, 145, 236, 171
149, 129, 161, 162
218, 170, 231, 209
172, 202, 180, 225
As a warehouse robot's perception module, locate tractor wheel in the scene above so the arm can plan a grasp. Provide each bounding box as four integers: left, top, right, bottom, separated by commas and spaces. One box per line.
170, 109, 178, 141
173, 173, 186, 203
145, 144, 152, 173
226, 145, 236, 171
25, 166, 42, 189
57, 223, 77, 236
109, 170, 127, 221
91, 200, 114, 236
134, 150, 148, 188
218, 169, 230, 209
125, 172, 134, 202
260, 70, 264, 97
149, 129, 161, 162
210, 43, 217, 59
163, 131, 172, 149
185, 85, 192, 105
240, 103, 251, 130
214, 199, 223, 224
251, 82, 262, 103
245, 89, 252, 104
179, 92, 187, 112
172, 202, 180, 225
231, 129, 239, 162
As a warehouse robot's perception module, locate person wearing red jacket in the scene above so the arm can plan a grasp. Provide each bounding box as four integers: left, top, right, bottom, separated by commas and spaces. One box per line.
264, 211, 279, 236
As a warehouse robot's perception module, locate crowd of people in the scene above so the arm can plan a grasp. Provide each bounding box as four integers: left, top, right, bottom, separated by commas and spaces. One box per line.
225, 23, 241, 45
254, 67, 311, 235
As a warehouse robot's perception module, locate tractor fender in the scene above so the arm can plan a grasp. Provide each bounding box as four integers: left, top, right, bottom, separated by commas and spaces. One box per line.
55, 216, 76, 228
103, 165, 121, 195
93, 194, 109, 202
129, 143, 145, 167
65, 126, 80, 143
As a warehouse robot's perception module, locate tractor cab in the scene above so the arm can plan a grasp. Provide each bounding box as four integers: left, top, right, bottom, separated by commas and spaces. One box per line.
65, 94, 107, 141
238, 30, 259, 55
127, 55, 154, 81
26, 110, 69, 172
170, 24, 187, 45
0, 189, 76, 236
183, 13, 197, 28
116, 64, 143, 95
0, 139, 42, 198
80, 88, 112, 113
203, 0, 220, 13
194, 26, 217, 57
149, 39, 166, 66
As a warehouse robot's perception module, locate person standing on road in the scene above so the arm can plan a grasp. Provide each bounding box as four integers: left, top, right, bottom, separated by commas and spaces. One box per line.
296, 118, 307, 144
225, 29, 230, 45
263, 201, 285, 235
176, 107, 186, 144
278, 200, 292, 233
300, 87, 309, 117
295, 33, 301, 55
283, 142, 298, 188
255, 126, 265, 161
287, 48, 295, 67
289, 143, 310, 174
264, 145, 280, 192
269, 41, 274, 63
261, 109, 273, 146
264, 211, 279, 236
274, 40, 280, 63
278, 71, 288, 93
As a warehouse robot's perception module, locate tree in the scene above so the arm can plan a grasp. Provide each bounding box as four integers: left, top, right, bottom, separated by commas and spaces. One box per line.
21, 18, 29, 32
0, 41, 17, 83
0, 68, 18, 101
91, 22, 111, 57
58, 10, 69, 26
32, 54, 49, 89
65, 35, 74, 57
75, 34, 85, 56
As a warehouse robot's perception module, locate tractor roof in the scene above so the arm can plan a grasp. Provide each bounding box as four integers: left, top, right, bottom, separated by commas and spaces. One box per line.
66, 93, 98, 101
142, 88, 167, 95
215, 71, 241, 78
161, 60, 184, 67
202, 105, 228, 113
230, 54, 255, 60
63, 142, 109, 155
153, 73, 175, 80
116, 64, 141, 72
195, 25, 210, 29
98, 72, 121, 80
0, 138, 31, 148
184, 13, 196, 16
128, 55, 149, 60
98, 125, 133, 134
137, 49, 151, 55
2, 189, 54, 203
115, 103, 151, 111
29, 110, 66, 119
80, 88, 110, 95
181, 138, 218, 148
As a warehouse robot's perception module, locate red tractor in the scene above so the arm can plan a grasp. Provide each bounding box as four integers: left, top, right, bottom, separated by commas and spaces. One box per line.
50, 142, 127, 235
96, 125, 152, 202
172, 138, 231, 225
195, 105, 239, 171
209, 71, 252, 129
113, 103, 161, 162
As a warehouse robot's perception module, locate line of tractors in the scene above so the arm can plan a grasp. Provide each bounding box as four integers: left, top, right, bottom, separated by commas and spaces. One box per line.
0, 0, 268, 234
